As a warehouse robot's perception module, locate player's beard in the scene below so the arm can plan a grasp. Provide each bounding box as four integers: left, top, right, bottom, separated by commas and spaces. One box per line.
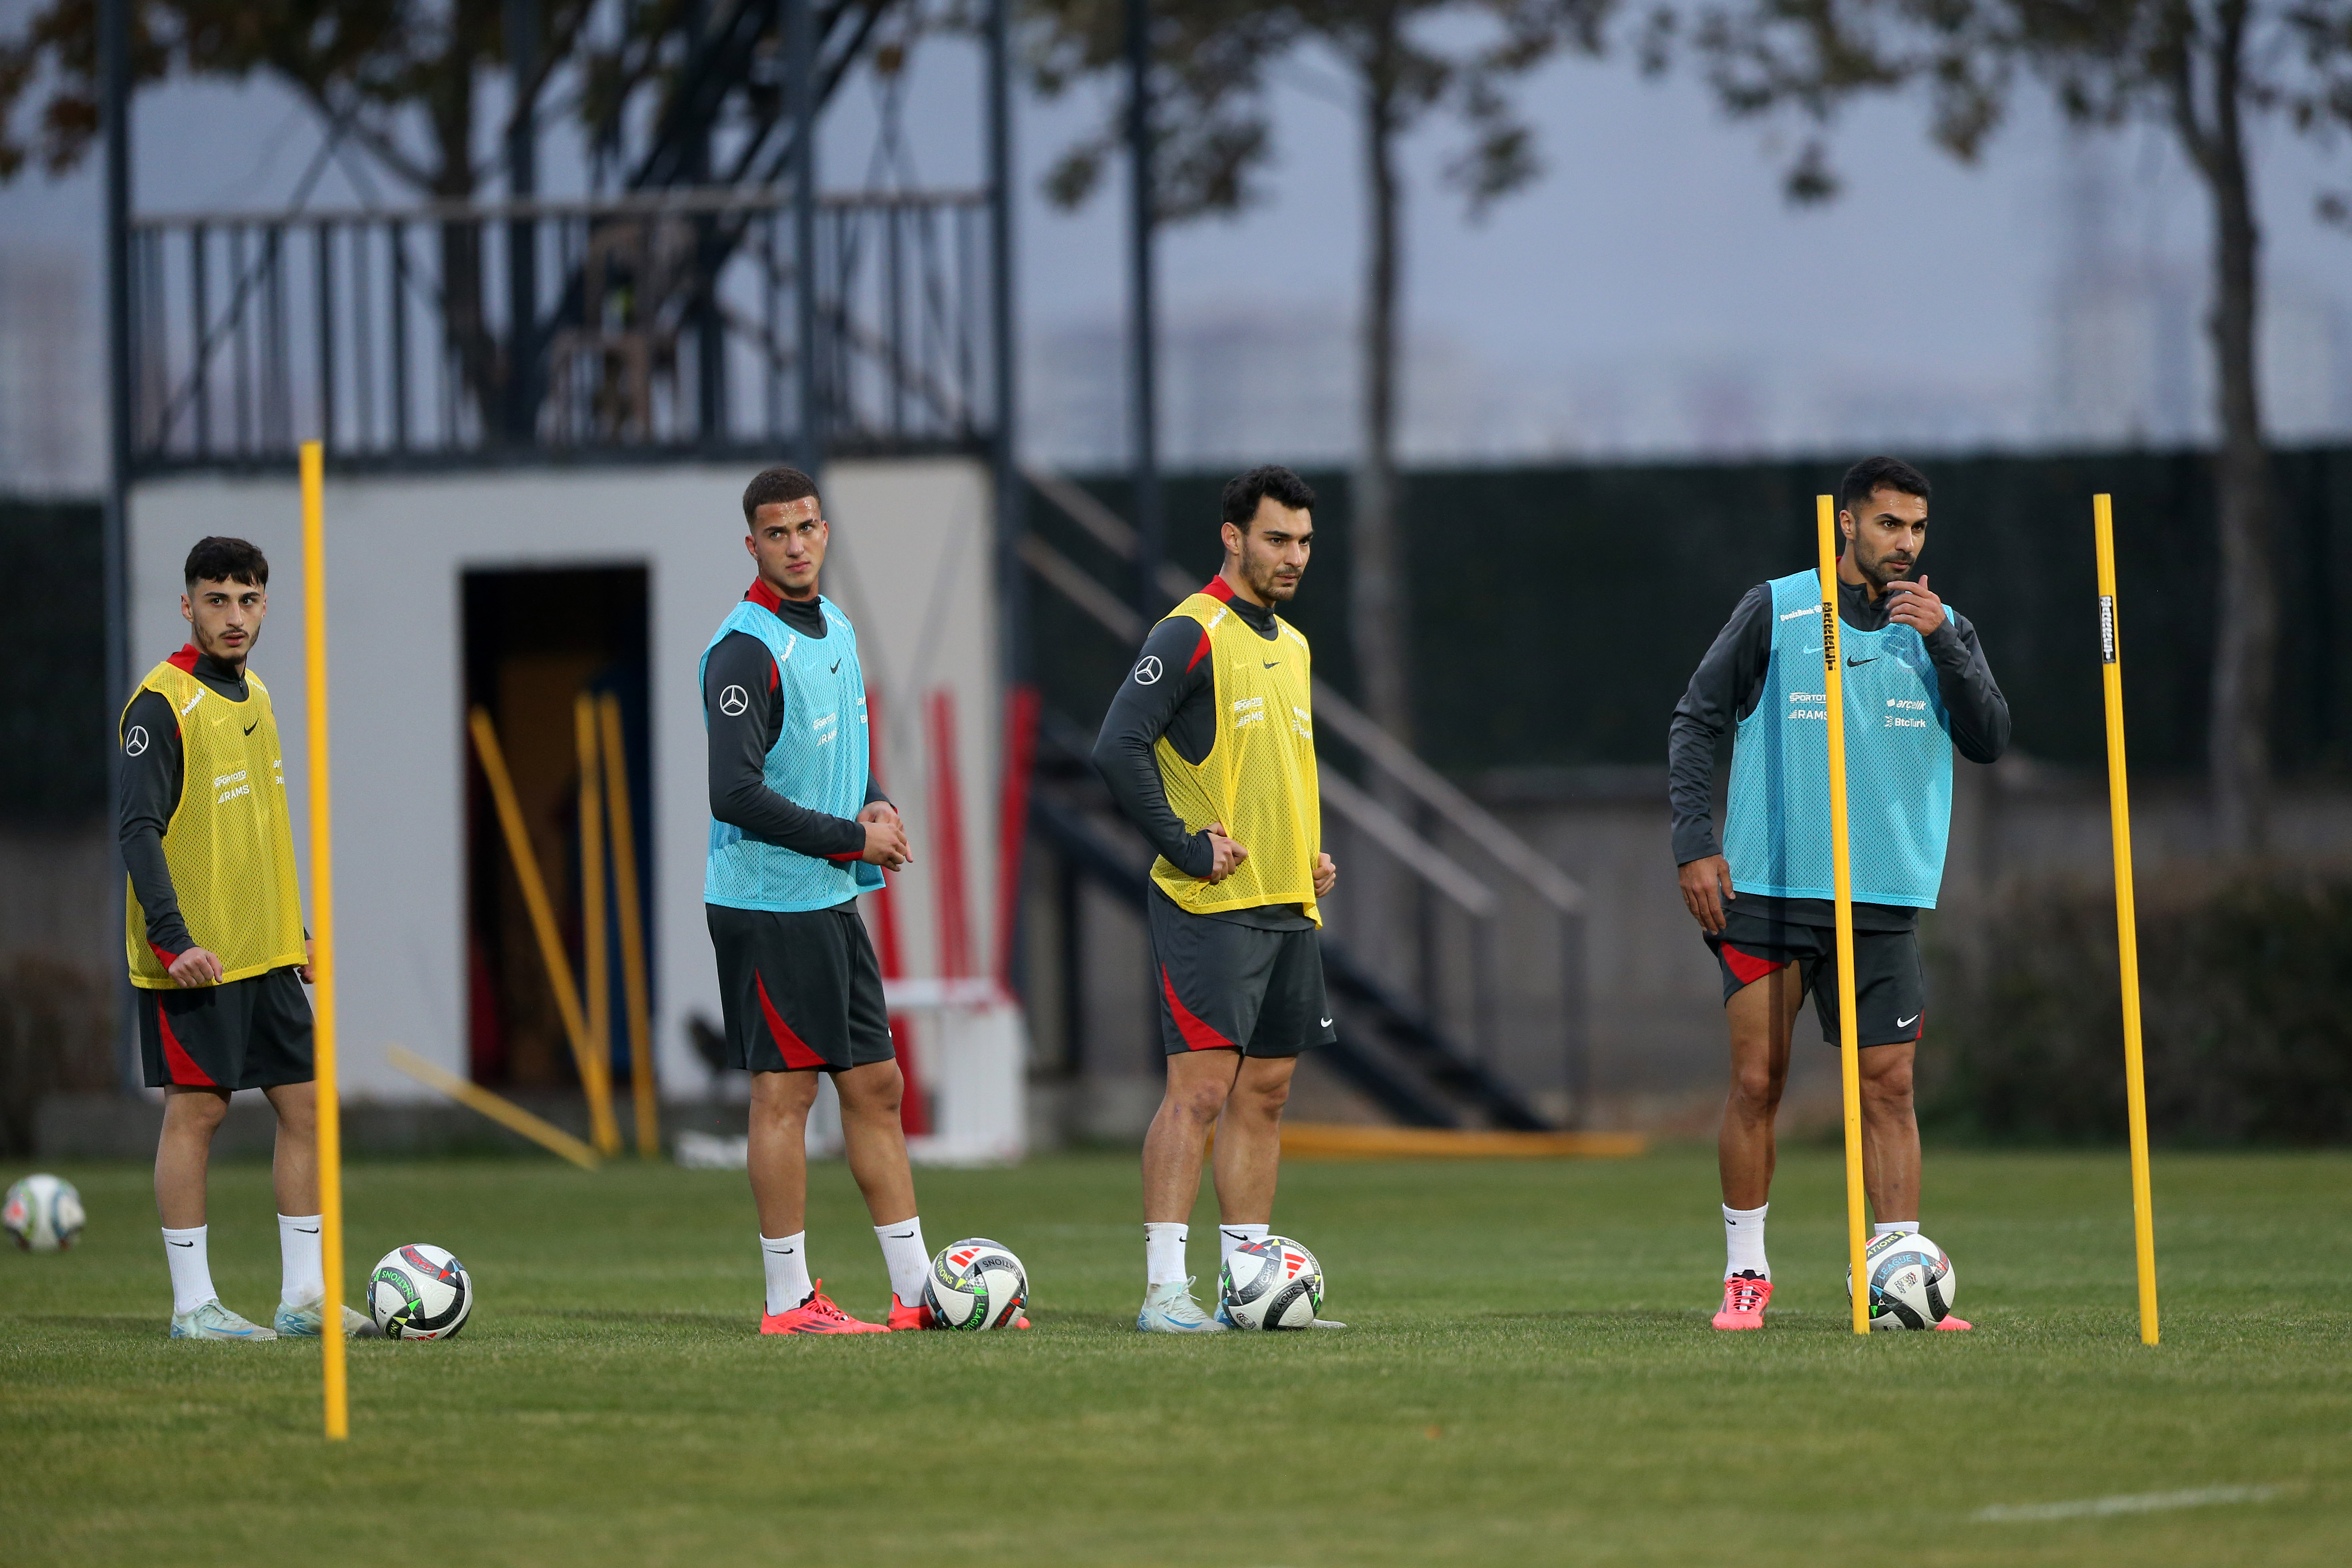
1242, 553, 1299, 603
1857, 539, 1916, 594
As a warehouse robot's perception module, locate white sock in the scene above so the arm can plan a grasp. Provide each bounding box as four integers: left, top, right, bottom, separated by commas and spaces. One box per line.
1723, 1203, 1770, 1281
1145, 1222, 1189, 1286
874, 1217, 929, 1305
760, 1232, 814, 1314
1218, 1222, 1269, 1274
162, 1225, 217, 1314
278, 1214, 324, 1305
1874, 1220, 1921, 1237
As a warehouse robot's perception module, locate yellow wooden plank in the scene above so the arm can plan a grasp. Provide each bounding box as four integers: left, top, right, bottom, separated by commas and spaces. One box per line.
386, 1046, 603, 1170
1277, 1123, 1646, 1160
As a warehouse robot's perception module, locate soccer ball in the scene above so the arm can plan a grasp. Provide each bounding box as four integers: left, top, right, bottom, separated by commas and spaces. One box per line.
368, 1243, 474, 1339
1219, 1235, 1323, 1330
4, 1174, 85, 1252
922, 1236, 1028, 1330
1847, 1230, 1958, 1330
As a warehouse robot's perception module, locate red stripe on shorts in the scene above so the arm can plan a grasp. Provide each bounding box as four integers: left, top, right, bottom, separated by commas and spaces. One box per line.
1719, 942, 1789, 988
754, 971, 828, 1071
157, 1001, 218, 1087
1161, 965, 1235, 1052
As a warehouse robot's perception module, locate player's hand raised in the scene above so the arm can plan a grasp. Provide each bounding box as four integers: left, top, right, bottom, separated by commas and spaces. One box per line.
167, 946, 225, 987
1314, 852, 1337, 897
1678, 855, 1734, 934
1202, 823, 1248, 884
1885, 573, 1946, 637
859, 815, 913, 872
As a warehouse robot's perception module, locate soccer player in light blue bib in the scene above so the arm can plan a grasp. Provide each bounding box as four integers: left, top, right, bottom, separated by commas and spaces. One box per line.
1668, 458, 2011, 1332
701, 466, 974, 1334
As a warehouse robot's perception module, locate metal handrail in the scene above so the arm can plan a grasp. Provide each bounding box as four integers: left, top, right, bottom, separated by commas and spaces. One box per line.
1017, 529, 1496, 918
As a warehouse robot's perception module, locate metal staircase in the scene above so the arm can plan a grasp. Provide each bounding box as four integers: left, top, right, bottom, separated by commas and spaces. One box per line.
1018, 473, 1592, 1129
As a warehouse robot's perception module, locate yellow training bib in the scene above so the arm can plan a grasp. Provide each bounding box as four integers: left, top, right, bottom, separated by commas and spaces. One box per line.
1148, 590, 1322, 924
123, 658, 308, 987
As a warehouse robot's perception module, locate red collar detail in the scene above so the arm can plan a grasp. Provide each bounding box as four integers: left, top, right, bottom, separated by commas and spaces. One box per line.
745, 578, 786, 612
167, 644, 201, 674
1200, 575, 1235, 603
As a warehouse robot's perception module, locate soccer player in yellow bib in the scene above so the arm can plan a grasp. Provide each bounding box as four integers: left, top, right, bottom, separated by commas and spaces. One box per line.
1093, 466, 1342, 1331
119, 538, 373, 1342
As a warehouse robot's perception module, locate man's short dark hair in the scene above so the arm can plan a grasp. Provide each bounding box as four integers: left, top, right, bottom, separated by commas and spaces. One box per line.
184, 537, 269, 588
1220, 465, 1317, 531
743, 466, 821, 524
1840, 456, 1931, 514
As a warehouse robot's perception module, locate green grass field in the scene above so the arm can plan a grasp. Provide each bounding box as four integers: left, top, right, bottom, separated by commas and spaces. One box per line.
5, 1144, 2348, 1566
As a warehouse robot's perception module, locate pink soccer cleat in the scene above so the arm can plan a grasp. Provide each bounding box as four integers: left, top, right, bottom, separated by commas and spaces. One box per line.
889, 1293, 1029, 1329
1712, 1273, 1773, 1331
1933, 1315, 1974, 1331
760, 1282, 889, 1335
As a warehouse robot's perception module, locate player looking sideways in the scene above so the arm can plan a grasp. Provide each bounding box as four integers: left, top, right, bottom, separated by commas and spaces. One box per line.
1669, 457, 2009, 1331
121, 537, 376, 1341
703, 466, 1008, 1333
1093, 466, 1343, 1332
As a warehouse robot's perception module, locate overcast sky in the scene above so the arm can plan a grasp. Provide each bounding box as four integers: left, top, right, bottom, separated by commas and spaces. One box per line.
3, 15, 2349, 491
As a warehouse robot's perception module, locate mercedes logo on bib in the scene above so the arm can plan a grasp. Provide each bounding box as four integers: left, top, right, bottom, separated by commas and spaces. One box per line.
718, 685, 750, 716
124, 725, 149, 756
1132, 655, 1163, 686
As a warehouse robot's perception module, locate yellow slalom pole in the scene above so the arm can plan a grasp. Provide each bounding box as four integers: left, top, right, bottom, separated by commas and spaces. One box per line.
299, 440, 351, 1438
1818, 495, 1871, 1336
386, 1047, 603, 1170
573, 693, 611, 1136
2095, 495, 2160, 1346
598, 695, 660, 1157
467, 707, 622, 1154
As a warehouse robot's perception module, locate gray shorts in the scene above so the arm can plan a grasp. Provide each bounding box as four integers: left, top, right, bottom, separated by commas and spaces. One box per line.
1147, 889, 1335, 1058
706, 901, 897, 1073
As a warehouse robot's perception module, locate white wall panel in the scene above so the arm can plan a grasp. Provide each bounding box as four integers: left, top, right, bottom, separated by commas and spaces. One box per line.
129, 456, 999, 1104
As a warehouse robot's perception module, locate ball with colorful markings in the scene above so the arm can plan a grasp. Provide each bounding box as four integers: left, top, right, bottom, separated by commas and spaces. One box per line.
921, 1237, 1028, 1330
1846, 1230, 1958, 1330
1219, 1235, 1323, 1330
368, 1243, 473, 1339
4, 1173, 84, 1252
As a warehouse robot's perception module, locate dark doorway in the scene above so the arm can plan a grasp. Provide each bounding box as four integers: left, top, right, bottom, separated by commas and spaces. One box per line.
463, 566, 653, 1090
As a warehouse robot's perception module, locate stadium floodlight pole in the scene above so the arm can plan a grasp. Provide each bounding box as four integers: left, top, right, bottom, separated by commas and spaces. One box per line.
2094, 494, 2160, 1347
1817, 494, 1870, 1337
101, 0, 137, 1092
300, 441, 352, 1439
789, 0, 823, 479
1124, 0, 1163, 616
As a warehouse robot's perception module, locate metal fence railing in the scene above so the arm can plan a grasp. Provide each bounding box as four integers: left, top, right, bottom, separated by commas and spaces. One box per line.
128, 187, 996, 469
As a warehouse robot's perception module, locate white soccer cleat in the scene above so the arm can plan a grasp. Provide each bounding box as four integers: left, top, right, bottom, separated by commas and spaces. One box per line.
1136, 1277, 1226, 1333
274, 1297, 384, 1338
169, 1299, 278, 1341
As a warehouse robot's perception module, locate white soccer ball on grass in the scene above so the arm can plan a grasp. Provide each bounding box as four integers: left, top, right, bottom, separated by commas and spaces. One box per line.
1219, 1235, 1323, 1330
1846, 1230, 1958, 1330
922, 1236, 1028, 1329
368, 1243, 474, 1339
4, 1173, 85, 1252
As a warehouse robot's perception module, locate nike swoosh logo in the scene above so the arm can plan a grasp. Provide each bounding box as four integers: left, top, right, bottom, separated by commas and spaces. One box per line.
1846, 656, 1877, 667
886, 1231, 914, 1239
1263, 661, 1280, 669
1319, 1016, 1334, 1029
1896, 1014, 1920, 1028
294, 1227, 320, 1235
830, 661, 842, 673
243, 720, 258, 734
168, 1240, 194, 1248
